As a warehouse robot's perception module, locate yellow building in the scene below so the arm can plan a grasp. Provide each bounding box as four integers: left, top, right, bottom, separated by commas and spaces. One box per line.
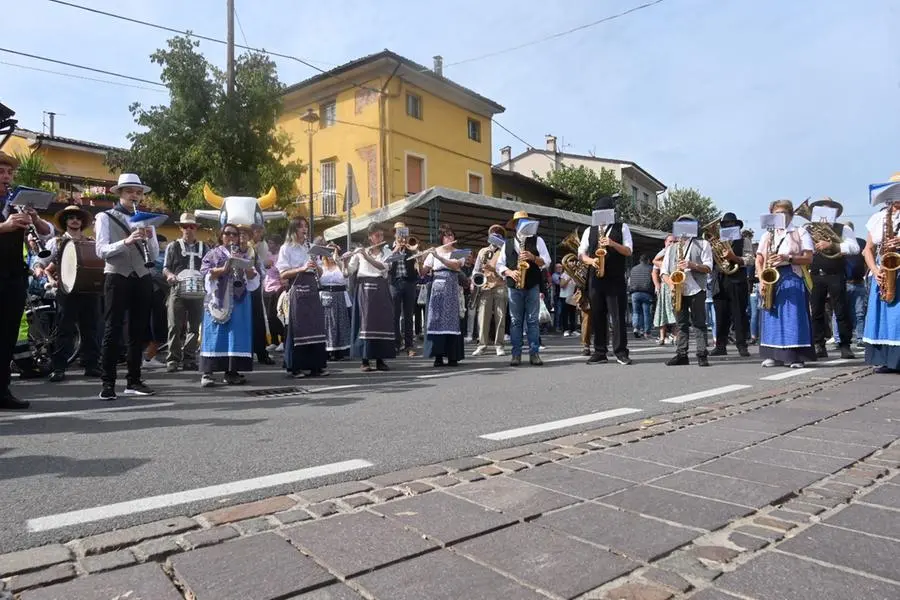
279, 50, 505, 227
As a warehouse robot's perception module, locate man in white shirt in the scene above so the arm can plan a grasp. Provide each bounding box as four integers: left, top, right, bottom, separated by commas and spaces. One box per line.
660, 215, 714, 366
496, 211, 551, 366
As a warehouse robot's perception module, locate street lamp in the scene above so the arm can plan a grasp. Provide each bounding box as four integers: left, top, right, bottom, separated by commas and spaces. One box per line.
299, 108, 320, 236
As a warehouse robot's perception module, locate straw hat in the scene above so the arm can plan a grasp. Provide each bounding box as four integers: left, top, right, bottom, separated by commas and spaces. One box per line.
809, 197, 844, 218
175, 212, 199, 226
505, 210, 529, 230
393, 221, 407, 230
54, 205, 92, 231
0, 151, 19, 169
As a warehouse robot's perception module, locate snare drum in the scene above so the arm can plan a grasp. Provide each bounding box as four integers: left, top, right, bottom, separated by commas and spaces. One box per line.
176, 269, 206, 299
60, 240, 104, 294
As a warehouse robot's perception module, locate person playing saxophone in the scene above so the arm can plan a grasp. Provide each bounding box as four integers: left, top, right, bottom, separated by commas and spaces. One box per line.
471, 224, 507, 357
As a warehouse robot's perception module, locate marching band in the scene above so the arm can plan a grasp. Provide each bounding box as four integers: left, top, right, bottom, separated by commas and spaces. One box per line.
2, 157, 900, 411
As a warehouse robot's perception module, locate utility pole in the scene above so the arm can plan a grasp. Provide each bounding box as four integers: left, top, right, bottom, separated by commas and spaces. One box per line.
226, 0, 235, 96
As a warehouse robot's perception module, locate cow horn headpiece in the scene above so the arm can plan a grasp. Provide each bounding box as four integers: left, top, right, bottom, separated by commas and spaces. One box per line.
196, 183, 285, 227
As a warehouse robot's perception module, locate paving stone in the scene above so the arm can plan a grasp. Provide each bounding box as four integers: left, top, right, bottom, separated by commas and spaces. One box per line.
830, 473, 874, 487
551, 446, 588, 457
781, 500, 826, 515
781, 524, 900, 582
656, 553, 722, 582
730, 445, 855, 474
441, 457, 491, 472
550, 433, 596, 447
370, 488, 404, 502
475, 465, 503, 476
297, 481, 373, 504
516, 454, 552, 467
429, 475, 460, 488
274, 509, 313, 525
791, 425, 896, 448
9, 564, 76, 593
727, 532, 769, 551
367, 465, 448, 486
806, 484, 855, 500
537, 503, 699, 561
753, 516, 796, 531
294, 584, 363, 598
480, 447, 534, 461
714, 416, 792, 434
762, 436, 877, 460
18, 563, 181, 600
694, 423, 775, 444
690, 545, 740, 564
650, 470, 790, 509
340, 494, 374, 509
730, 525, 783, 541
131, 536, 182, 561
202, 496, 296, 525
170, 533, 334, 600
497, 460, 528, 472
604, 440, 717, 468
686, 590, 742, 600
602, 582, 674, 600
456, 470, 485, 483
80, 550, 136, 574
642, 567, 692, 593
825, 504, 900, 540
180, 525, 239, 549
716, 550, 900, 600
0, 545, 71, 577
655, 430, 751, 455
355, 549, 545, 600
306, 501, 339, 518
446, 476, 577, 519
859, 482, 900, 509
565, 453, 677, 482
602, 485, 752, 531
766, 509, 810, 523
814, 416, 900, 436
799, 492, 845, 508
512, 462, 633, 499
457, 523, 639, 598
696, 457, 822, 489
371, 491, 516, 545
399, 481, 434, 495
234, 516, 276, 535
283, 511, 437, 578
76, 516, 198, 555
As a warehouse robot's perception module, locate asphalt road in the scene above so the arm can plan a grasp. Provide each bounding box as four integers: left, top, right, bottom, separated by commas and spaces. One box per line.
0, 335, 865, 553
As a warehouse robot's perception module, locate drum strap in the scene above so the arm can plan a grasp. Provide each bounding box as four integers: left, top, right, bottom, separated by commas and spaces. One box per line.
177, 239, 205, 272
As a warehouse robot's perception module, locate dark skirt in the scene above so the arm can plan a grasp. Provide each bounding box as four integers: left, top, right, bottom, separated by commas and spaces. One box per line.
285, 272, 327, 372
321, 289, 351, 353
423, 271, 464, 361
351, 277, 396, 360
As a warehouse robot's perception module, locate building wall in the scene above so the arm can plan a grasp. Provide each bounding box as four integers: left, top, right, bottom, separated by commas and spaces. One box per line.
3, 134, 116, 182
491, 174, 558, 208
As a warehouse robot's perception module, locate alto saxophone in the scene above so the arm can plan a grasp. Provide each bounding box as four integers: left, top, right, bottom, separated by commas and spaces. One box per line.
669, 239, 686, 313
760, 227, 781, 310
516, 252, 529, 290
879, 204, 900, 303
594, 229, 608, 278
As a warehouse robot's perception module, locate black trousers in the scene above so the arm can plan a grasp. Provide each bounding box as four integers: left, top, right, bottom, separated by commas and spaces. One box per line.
53, 291, 101, 373
588, 279, 628, 358
263, 291, 284, 345
391, 279, 416, 349
101, 274, 152, 386
713, 278, 750, 349
0, 274, 27, 394
810, 272, 851, 348
676, 291, 709, 357
251, 288, 268, 359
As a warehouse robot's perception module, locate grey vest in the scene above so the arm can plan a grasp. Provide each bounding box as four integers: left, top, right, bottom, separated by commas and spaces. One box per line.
103, 207, 150, 277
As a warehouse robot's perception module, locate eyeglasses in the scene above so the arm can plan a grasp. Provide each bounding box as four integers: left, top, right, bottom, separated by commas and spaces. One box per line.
223, 231, 239, 237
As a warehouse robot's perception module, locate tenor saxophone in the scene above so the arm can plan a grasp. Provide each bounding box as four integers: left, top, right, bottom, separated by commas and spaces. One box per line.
516, 253, 529, 290
594, 232, 607, 279
669, 239, 686, 313
879, 204, 900, 303
760, 227, 781, 310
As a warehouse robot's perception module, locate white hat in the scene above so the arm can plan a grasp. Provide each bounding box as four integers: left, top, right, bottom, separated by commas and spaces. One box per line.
110, 173, 151, 194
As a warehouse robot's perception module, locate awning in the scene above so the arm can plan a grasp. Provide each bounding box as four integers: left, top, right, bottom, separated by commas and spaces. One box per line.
323, 187, 668, 259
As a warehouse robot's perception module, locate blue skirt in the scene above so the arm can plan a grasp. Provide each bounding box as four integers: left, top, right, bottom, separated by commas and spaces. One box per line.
200, 293, 253, 373
423, 271, 464, 361
863, 277, 900, 370
759, 267, 816, 363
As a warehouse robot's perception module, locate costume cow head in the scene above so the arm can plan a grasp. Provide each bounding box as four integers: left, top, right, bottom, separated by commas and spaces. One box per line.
195, 183, 286, 227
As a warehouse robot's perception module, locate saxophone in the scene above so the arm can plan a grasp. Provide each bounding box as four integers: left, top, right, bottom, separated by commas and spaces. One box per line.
516, 252, 529, 290
879, 204, 900, 303
594, 227, 608, 279
702, 220, 740, 275
669, 238, 686, 313
760, 226, 781, 310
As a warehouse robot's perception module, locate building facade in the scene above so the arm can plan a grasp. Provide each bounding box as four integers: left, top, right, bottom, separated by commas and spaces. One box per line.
278, 50, 505, 225
491, 167, 572, 208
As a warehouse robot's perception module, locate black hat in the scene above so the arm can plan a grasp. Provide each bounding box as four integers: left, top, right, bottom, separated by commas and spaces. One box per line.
720, 212, 744, 228
593, 193, 620, 211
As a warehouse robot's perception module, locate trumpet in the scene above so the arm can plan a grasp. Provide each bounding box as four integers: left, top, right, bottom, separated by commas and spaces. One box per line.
669, 238, 687, 313
760, 227, 781, 310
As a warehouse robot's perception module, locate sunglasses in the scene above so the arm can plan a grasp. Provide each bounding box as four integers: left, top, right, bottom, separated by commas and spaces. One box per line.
180, 225, 197, 230
223, 231, 240, 237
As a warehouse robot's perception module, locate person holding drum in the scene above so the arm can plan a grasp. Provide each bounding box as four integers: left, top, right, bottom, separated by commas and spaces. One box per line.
40, 205, 102, 382
163, 213, 207, 373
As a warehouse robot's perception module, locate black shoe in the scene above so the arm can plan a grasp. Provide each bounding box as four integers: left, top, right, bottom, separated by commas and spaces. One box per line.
224, 372, 245, 385
48, 371, 65, 383
698, 355, 710, 367
587, 353, 608, 364
510, 355, 521, 367
666, 354, 690, 366
839, 346, 856, 359
99, 384, 117, 401
530, 354, 543, 366
83, 367, 103, 378
447, 360, 459, 367
0, 391, 29, 410
375, 360, 390, 371
737, 347, 751, 358
19, 368, 46, 380
615, 355, 633, 366
433, 357, 445, 367
709, 347, 727, 356
258, 355, 275, 365
183, 362, 198, 372
581, 348, 592, 356
124, 381, 156, 396
815, 345, 828, 359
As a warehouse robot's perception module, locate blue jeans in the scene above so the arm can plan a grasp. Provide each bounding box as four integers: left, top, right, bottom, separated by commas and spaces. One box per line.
508, 285, 541, 356
749, 292, 759, 339
630, 291, 653, 334
833, 282, 867, 344
706, 301, 716, 337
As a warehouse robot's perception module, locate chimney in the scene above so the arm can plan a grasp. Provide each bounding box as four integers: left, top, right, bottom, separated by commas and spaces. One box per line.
545, 134, 557, 153
48, 111, 56, 137
433, 55, 443, 77
500, 145, 511, 167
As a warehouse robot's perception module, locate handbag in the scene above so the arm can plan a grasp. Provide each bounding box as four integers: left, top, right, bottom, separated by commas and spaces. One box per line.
539, 301, 552, 325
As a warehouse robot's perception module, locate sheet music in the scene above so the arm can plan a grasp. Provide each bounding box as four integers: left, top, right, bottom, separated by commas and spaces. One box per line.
760, 213, 786, 230
720, 226, 742, 241
591, 209, 615, 227
672, 220, 699, 239
810, 206, 837, 224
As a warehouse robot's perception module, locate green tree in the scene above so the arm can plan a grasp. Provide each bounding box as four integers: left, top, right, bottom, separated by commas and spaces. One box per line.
651, 185, 720, 231
107, 35, 303, 213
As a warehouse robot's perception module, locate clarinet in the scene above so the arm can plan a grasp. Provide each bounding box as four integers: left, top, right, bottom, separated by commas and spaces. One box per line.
12, 205, 51, 259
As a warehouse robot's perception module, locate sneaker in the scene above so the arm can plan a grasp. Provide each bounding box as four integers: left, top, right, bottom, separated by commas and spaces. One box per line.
814, 345, 828, 359
223, 372, 245, 385
539, 345, 547, 351
142, 358, 164, 370
761, 358, 779, 367
790, 362, 806, 369
616, 355, 633, 365
666, 355, 689, 366
874, 366, 896, 374
495, 346, 506, 356
839, 346, 856, 359
587, 353, 608, 364
530, 353, 543, 366
510, 355, 521, 367
200, 374, 215, 387
275, 343, 284, 352
266, 343, 278, 352
709, 347, 727, 357
48, 371, 65, 383
124, 381, 156, 396
472, 345, 487, 356
655, 338, 665, 346
166, 363, 179, 373
698, 355, 710, 367
581, 347, 592, 356
99, 384, 117, 401
737, 347, 751, 358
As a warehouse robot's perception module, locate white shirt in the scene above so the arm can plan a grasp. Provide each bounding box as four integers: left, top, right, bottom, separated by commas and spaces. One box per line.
349, 246, 390, 278
866, 208, 900, 246
559, 273, 577, 298
824, 223, 861, 255
423, 247, 459, 272
276, 242, 314, 275
94, 211, 159, 262
660, 238, 714, 297
496, 236, 552, 273
757, 225, 814, 279
577, 224, 633, 258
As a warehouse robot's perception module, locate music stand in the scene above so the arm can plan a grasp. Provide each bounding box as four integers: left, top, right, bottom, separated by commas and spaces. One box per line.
9, 186, 54, 211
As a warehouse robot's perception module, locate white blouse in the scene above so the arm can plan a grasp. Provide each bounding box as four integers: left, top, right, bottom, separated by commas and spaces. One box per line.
319, 264, 351, 307
757, 225, 814, 278
423, 248, 456, 272
349, 246, 390, 278
866, 208, 900, 246
276, 243, 315, 275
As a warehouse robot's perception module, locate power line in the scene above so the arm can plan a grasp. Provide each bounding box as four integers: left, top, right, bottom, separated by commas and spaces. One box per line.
491, 118, 536, 150
234, 4, 249, 48
0, 60, 166, 92
0, 47, 165, 87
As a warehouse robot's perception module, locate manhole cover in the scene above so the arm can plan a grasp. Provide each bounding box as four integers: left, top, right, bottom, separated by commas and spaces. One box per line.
245, 386, 308, 397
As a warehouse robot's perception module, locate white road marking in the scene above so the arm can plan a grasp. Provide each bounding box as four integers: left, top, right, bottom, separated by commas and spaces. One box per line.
547, 355, 586, 363
822, 358, 854, 365
659, 384, 753, 404
0, 402, 176, 422
308, 384, 362, 393
480, 407, 643, 441
25, 459, 374, 532
760, 369, 816, 381
417, 367, 495, 380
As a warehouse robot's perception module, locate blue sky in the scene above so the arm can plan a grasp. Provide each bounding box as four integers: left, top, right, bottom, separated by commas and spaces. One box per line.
3, 0, 898, 228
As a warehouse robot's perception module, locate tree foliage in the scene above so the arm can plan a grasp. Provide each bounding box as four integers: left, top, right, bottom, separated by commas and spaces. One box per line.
12, 151, 55, 191
107, 36, 303, 214
652, 185, 721, 231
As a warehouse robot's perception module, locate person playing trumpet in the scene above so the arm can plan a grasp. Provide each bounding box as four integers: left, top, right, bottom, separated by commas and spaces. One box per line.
472, 224, 508, 357
349, 223, 396, 371
389, 221, 420, 357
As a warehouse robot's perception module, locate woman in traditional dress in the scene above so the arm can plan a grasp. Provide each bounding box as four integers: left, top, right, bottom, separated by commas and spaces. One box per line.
276, 217, 328, 378
422, 224, 465, 367
313, 236, 352, 361
199, 224, 260, 387
755, 199, 816, 369
862, 177, 900, 373
349, 224, 395, 372
652, 235, 677, 345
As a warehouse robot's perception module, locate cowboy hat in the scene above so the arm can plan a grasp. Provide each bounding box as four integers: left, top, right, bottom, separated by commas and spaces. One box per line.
54, 205, 92, 231
393, 221, 407, 230
110, 173, 151, 194
810, 197, 843, 218
720, 212, 744, 228
505, 210, 530, 230
0, 150, 19, 169
872, 173, 900, 205
175, 212, 199, 226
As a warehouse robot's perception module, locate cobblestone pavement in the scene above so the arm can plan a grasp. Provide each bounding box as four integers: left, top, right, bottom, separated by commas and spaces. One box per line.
1, 365, 898, 599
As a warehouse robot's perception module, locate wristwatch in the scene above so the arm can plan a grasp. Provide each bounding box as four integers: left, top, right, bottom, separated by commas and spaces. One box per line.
788, 255, 793, 264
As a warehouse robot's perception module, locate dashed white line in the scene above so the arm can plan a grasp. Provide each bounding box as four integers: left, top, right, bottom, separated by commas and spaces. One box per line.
480, 407, 643, 441
760, 369, 816, 381
417, 367, 495, 380
659, 384, 753, 404
25, 459, 374, 532
0, 402, 177, 422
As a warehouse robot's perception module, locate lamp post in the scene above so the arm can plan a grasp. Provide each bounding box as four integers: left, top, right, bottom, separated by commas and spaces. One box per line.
299, 108, 320, 236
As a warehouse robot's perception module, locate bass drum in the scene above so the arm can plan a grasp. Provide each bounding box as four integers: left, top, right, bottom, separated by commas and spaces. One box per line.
60, 240, 105, 294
